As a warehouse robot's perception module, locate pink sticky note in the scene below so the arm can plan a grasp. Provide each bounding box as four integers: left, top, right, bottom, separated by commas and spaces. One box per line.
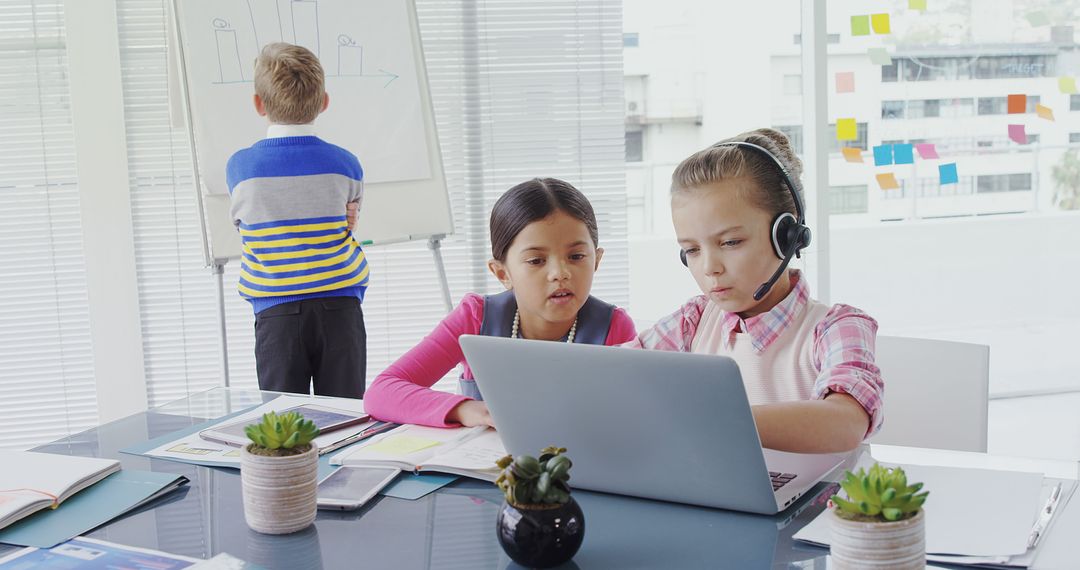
914, 143, 939, 159
835, 71, 855, 94
1008, 124, 1027, 145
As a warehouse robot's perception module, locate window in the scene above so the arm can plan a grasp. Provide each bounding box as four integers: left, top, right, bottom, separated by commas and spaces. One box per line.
885, 55, 1055, 83
1070, 133, 1080, 143
626, 129, 644, 162
774, 125, 803, 155
829, 185, 868, 215
977, 95, 1041, 115
783, 74, 802, 96
976, 173, 1032, 193
882, 101, 904, 119
1071, 94, 1080, 111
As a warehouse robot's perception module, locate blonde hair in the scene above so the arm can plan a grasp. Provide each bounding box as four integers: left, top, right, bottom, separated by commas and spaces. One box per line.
253, 43, 325, 124
671, 128, 803, 218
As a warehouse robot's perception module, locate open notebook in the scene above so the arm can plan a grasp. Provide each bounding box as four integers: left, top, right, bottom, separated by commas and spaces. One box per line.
329, 425, 506, 482
0, 451, 120, 531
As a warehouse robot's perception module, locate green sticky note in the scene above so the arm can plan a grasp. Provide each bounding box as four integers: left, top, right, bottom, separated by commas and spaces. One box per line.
364, 435, 442, 456
909, 0, 927, 10
1059, 76, 1078, 94
1026, 11, 1050, 27
851, 15, 870, 36
868, 47, 893, 66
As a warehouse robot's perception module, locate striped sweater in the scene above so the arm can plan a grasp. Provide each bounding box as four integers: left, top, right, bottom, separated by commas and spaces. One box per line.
226, 132, 369, 314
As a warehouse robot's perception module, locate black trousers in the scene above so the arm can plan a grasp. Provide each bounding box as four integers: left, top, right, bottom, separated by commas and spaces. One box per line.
254, 296, 366, 398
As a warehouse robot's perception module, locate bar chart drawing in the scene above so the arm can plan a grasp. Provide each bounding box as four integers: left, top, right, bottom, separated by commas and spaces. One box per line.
213, 18, 245, 83
291, 0, 320, 58
337, 35, 362, 76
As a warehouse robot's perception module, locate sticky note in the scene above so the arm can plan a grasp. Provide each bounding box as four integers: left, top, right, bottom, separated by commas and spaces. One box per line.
835, 71, 855, 93
1036, 104, 1054, 121
851, 15, 870, 36
939, 163, 958, 185
836, 118, 857, 141
868, 48, 893, 66
1026, 11, 1050, 27
876, 173, 900, 190
1059, 77, 1078, 94
873, 144, 893, 166
841, 147, 864, 163
893, 143, 914, 165
1007, 94, 1026, 114
871, 13, 891, 34
909, 0, 927, 10
1008, 124, 1027, 145
363, 435, 442, 456
915, 143, 939, 159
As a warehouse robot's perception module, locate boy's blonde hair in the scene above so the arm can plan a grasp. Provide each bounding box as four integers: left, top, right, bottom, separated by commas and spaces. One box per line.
671, 128, 803, 219
254, 43, 325, 124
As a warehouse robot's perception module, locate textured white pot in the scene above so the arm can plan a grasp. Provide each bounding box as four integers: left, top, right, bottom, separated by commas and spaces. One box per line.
830, 508, 925, 570
241, 444, 318, 534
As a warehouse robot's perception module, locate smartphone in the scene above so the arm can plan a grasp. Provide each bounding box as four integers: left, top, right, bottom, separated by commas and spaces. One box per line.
198, 404, 370, 447
316, 467, 400, 510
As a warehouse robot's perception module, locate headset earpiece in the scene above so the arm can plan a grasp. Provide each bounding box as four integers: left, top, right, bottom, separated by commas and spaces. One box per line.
679, 248, 688, 267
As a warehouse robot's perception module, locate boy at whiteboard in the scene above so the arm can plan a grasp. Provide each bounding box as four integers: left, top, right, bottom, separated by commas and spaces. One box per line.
226, 43, 369, 399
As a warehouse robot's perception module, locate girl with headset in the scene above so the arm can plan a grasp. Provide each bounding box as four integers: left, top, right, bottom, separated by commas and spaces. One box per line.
626, 128, 884, 454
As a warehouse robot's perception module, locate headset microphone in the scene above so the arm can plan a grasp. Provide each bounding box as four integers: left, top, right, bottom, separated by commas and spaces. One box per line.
753, 248, 796, 301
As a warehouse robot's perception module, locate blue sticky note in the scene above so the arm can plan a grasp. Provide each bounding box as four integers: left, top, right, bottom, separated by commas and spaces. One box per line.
873, 144, 893, 166
939, 163, 958, 184
893, 143, 914, 165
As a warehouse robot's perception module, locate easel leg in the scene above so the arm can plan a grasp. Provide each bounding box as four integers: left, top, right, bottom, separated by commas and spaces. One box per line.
428, 235, 453, 314
213, 263, 231, 387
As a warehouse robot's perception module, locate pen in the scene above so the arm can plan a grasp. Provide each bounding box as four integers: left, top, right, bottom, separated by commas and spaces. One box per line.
319, 422, 398, 455
1027, 482, 1062, 549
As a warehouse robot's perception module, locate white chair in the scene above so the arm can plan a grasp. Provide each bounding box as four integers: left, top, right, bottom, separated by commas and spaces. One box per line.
870, 336, 989, 452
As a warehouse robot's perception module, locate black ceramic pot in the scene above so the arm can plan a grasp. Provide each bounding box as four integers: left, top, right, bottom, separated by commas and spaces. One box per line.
496, 497, 585, 568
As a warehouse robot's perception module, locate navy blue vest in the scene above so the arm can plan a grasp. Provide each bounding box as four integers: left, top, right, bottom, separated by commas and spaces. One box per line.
458, 290, 615, 400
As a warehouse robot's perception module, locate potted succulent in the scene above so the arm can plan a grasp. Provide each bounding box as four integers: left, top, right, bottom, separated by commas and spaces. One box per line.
240, 410, 320, 534
494, 446, 585, 569
829, 464, 929, 569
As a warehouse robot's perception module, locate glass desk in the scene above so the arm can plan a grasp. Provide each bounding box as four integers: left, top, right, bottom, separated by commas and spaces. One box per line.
5, 387, 1078, 569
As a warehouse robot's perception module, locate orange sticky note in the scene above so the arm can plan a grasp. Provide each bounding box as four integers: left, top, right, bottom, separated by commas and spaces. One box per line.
1007, 94, 1026, 114
1059, 77, 1078, 94
836, 118, 857, 141
876, 173, 900, 190
871, 13, 891, 34
1036, 104, 1054, 121
835, 71, 855, 93
841, 147, 863, 163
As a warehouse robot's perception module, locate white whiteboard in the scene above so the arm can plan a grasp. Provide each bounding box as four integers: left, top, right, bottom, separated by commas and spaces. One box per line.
171, 0, 452, 262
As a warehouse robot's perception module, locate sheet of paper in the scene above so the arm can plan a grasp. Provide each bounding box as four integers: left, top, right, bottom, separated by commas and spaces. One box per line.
334, 425, 485, 466
1008, 124, 1028, 145
794, 464, 1045, 557
426, 429, 507, 472
915, 143, 939, 159
876, 173, 900, 190
835, 71, 855, 93
1026, 11, 1050, 27
939, 163, 958, 184
840, 147, 863, 163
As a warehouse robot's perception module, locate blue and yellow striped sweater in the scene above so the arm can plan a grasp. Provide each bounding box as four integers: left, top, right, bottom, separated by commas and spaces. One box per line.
226, 136, 369, 314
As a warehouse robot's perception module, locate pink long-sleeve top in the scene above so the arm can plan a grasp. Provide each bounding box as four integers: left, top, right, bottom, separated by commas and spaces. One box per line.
364, 292, 638, 427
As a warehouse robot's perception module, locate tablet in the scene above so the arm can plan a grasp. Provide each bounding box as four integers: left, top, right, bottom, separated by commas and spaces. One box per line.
317, 467, 400, 510
198, 404, 369, 447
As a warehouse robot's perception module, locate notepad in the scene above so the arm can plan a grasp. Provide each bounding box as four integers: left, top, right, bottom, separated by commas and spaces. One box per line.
0, 451, 120, 531
330, 425, 506, 482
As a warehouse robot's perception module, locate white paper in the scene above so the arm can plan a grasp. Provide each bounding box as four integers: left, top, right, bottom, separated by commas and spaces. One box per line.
794, 463, 1044, 557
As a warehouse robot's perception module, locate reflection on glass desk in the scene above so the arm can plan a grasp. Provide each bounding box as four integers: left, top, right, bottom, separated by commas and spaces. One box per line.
4, 387, 1078, 569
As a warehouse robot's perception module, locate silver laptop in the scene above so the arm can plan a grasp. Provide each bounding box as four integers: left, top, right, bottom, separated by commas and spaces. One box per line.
459, 335, 845, 514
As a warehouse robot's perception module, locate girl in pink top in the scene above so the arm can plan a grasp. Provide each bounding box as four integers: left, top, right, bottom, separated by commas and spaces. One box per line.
364, 178, 637, 428
627, 129, 884, 454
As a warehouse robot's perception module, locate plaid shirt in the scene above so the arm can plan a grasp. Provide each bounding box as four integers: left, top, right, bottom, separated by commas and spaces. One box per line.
624, 270, 884, 435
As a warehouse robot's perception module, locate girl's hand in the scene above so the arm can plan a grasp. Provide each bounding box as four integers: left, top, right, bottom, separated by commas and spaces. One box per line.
447, 400, 495, 428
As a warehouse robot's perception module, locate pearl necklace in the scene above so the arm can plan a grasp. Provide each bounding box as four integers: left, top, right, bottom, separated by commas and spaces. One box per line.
510, 310, 578, 343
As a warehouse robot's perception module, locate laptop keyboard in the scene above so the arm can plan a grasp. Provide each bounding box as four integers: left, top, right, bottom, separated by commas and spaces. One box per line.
769, 471, 797, 492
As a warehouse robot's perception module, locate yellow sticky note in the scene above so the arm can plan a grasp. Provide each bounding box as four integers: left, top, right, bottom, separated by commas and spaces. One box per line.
1036, 104, 1054, 121
876, 173, 900, 190
841, 147, 863, 163
363, 435, 442, 456
871, 13, 891, 34
851, 15, 870, 36
909, 0, 927, 10
1059, 77, 1078, 94
836, 118, 857, 141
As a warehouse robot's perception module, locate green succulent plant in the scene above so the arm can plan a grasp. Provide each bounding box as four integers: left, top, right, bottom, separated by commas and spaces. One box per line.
495, 446, 573, 506
244, 411, 320, 451
831, 463, 928, 522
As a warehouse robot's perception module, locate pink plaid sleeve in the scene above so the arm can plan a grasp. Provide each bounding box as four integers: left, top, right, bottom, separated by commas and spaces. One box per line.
810, 304, 884, 438
621, 296, 708, 352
